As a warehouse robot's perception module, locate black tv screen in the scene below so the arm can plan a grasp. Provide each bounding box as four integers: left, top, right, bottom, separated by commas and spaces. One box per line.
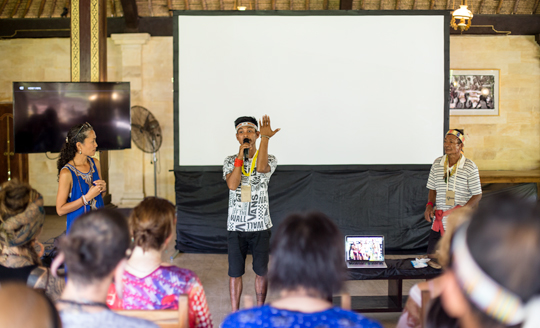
13, 82, 131, 153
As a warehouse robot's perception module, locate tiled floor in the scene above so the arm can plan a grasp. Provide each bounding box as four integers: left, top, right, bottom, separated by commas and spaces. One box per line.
41, 215, 422, 328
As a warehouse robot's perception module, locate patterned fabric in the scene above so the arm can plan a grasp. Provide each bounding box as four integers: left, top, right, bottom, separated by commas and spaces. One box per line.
223, 154, 277, 232
446, 129, 465, 143
62, 157, 104, 233
426, 155, 482, 230
0, 190, 45, 247
107, 265, 213, 328
222, 305, 383, 328
60, 310, 159, 328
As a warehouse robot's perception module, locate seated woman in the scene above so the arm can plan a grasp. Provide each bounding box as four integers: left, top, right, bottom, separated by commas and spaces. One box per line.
427, 195, 540, 328
0, 180, 64, 301
107, 197, 213, 328
0, 282, 62, 328
222, 212, 382, 328
53, 208, 158, 328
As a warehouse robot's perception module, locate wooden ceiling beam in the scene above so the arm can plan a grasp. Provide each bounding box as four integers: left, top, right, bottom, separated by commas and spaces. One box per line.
167, 0, 172, 15
49, 0, 57, 16
412, 0, 416, 9
533, 0, 540, 13
219, 0, 223, 9
120, 0, 139, 31
478, 0, 485, 13
37, 0, 46, 17
322, 0, 328, 9
148, 0, 153, 16
496, 0, 504, 13
110, 0, 116, 16
0, 0, 9, 16
512, 0, 520, 13
340, 0, 352, 9
22, 0, 34, 17
201, 0, 207, 10
430, 0, 435, 10
395, 0, 400, 10
289, 0, 292, 10
446, 0, 451, 9
10, 0, 22, 17
305, 0, 309, 10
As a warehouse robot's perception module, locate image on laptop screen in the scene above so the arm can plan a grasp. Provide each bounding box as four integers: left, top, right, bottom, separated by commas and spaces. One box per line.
345, 236, 384, 262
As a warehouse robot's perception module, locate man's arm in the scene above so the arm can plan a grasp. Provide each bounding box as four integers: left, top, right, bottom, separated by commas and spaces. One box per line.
226, 142, 252, 190
424, 189, 437, 223
226, 165, 243, 191
257, 115, 280, 173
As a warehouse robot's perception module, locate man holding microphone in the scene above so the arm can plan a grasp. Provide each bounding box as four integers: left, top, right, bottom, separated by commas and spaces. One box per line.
223, 115, 280, 312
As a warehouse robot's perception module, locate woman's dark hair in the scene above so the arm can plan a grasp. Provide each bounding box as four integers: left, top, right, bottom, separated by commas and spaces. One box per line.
425, 297, 458, 328
130, 197, 175, 251
268, 212, 346, 299
57, 123, 94, 176
60, 208, 130, 285
427, 194, 540, 328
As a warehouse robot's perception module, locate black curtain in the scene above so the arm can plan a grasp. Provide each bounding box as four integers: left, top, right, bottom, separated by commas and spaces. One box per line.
175, 167, 433, 253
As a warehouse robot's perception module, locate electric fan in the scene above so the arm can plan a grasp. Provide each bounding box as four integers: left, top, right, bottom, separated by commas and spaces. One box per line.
131, 105, 162, 196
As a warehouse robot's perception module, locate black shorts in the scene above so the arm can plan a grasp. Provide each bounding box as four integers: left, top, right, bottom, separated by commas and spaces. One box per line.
227, 229, 271, 278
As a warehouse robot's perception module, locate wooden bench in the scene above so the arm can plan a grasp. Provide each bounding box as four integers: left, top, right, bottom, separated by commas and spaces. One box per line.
114, 294, 189, 328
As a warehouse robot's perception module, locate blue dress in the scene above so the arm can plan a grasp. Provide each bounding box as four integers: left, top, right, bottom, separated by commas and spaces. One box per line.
222, 305, 383, 328
63, 157, 104, 233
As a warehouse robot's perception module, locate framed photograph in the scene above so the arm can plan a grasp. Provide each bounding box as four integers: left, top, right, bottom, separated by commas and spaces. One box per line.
449, 69, 500, 116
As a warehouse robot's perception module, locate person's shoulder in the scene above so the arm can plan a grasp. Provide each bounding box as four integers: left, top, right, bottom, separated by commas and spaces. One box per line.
90, 156, 100, 165
326, 307, 383, 327
463, 157, 478, 169
222, 305, 271, 327
160, 265, 199, 279
60, 311, 159, 328
432, 156, 444, 165
223, 154, 237, 165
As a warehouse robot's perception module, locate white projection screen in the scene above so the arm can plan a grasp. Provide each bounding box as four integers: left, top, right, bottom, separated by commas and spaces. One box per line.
174, 12, 449, 169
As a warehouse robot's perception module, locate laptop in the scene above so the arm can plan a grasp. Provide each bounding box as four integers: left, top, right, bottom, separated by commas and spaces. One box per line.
345, 235, 388, 269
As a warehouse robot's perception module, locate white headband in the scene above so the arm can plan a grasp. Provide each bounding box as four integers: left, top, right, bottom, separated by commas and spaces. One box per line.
235, 122, 258, 132
452, 222, 540, 326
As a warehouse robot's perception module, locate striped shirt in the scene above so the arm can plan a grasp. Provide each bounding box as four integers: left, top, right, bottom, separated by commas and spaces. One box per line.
426, 155, 482, 229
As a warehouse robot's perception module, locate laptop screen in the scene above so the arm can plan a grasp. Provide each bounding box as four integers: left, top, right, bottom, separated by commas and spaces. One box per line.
345, 236, 385, 262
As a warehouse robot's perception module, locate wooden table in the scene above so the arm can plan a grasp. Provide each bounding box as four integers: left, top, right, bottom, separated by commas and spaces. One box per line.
332, 259, 441, 313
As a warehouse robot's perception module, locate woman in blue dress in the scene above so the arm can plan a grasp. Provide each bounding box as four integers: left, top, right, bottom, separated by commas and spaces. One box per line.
56, 123, 106, 233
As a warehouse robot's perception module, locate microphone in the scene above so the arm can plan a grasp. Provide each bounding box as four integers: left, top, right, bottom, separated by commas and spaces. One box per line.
243, 138, 250, 161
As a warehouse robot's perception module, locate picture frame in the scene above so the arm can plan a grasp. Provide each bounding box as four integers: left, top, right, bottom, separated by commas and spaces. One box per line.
449, 69, 500, 116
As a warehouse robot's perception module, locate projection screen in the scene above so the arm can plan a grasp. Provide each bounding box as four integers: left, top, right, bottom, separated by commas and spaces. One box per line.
174, 12, 449, 169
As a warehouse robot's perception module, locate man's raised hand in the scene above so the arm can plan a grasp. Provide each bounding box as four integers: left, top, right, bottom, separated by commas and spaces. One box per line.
259, 115, 280, 138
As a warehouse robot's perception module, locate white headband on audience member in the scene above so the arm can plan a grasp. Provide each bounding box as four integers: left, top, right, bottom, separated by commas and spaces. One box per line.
235, 122, 258, 132
452, 222, 540, 326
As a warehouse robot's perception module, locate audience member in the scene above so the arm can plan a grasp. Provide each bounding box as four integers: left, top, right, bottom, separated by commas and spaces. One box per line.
0, 180, 64, 301
222, 212, 383, 328
397, 207, 472, 328
106, 197, 213, 328
427, 195, 540, 328
53, 208, 158, 328
0, 282, 62, 328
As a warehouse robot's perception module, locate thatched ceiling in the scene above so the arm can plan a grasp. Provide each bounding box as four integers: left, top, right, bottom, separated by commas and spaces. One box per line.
0, 0, 538, 19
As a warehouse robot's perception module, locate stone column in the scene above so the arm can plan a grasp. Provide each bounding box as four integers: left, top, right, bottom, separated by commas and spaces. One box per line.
111, 33, 150, 207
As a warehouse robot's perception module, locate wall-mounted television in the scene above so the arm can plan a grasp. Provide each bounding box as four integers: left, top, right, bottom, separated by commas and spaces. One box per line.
13, 82, 131, 153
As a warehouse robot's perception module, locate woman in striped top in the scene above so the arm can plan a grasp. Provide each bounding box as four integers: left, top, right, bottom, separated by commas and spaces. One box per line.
424, 129, 482, 254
